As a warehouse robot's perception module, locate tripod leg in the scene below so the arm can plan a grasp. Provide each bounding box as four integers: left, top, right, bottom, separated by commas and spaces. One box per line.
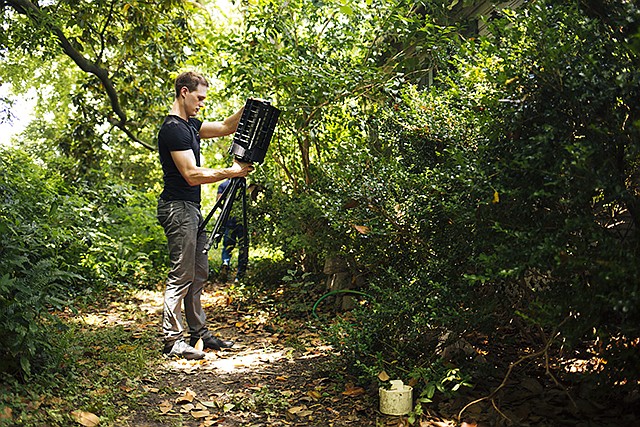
237, 179, 249, 279
203, 177, 245, 253
199, 178, 236, 234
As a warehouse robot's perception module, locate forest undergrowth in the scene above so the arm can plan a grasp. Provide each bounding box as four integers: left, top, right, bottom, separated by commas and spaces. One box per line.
1, 273, 637, 427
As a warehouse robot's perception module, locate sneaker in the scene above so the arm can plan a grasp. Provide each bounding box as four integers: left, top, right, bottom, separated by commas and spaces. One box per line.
163, 340, 205, 360
189, 335, 234, 351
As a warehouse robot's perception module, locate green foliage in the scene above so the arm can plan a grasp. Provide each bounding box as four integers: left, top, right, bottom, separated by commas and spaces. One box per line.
1, 0, 639, 410
0, 146, 166, 377
471, 0, 640, 385
205, 0, 458, 189
2, 0, 199, 164
202, 0, 460, 276
79, 185, 167, 291
407, 363, 473, 424
323, 0, 640, 395
0, 317, 158, 426
0, 148, 85, 376
249, 185, 343, 271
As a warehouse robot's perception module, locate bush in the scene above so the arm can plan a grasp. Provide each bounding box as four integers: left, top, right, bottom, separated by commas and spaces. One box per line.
79, 183, 167, 292
323, 0, 640, 397
0, 148, 87, 376
248, 181, 346, 272
0, 146, 167, 377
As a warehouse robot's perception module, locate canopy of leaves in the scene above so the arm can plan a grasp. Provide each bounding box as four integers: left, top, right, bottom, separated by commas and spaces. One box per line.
320, 0, 640, 396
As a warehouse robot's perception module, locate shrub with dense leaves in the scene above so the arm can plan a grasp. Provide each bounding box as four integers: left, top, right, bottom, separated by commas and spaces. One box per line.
321, 0, 640, 397
0, 147, 166, 377
0, 148, 86, 375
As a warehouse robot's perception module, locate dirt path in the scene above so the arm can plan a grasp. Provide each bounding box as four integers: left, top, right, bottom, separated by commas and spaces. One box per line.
113, 281, 637, 427
122, 282, 400, 427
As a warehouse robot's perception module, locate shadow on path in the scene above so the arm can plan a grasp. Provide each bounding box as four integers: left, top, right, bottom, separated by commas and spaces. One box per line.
124, 281, 384, 427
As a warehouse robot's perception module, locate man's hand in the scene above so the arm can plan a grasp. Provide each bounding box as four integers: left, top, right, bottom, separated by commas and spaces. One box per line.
229, 160, 254, 178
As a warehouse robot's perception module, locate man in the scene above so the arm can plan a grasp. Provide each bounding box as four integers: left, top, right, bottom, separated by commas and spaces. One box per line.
157, 71, 253, 360
216, 179, 248, 283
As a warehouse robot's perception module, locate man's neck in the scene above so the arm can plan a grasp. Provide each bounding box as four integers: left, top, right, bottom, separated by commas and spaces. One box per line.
170, 100, 188, 121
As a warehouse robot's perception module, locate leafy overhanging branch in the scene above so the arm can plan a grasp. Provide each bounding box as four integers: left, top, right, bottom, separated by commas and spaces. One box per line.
5, 0, 155, 150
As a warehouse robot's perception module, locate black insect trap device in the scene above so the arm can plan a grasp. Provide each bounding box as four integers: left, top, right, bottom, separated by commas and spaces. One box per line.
199, 98, 281, 255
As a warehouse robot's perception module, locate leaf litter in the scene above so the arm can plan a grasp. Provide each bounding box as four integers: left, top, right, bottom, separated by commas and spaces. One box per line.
103, 281, 639, 426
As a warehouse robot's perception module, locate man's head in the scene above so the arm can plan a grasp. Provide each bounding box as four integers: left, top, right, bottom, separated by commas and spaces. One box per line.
174, 71, 209, 118
174, 71, 209, 99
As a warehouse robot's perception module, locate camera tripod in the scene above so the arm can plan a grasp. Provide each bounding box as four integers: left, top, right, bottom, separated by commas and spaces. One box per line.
198, 98, 280, 257
199, 176, 248, 255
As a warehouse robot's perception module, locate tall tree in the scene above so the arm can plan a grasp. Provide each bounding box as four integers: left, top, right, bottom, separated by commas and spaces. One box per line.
205, 0, 457, 189
2, 0, 200, 158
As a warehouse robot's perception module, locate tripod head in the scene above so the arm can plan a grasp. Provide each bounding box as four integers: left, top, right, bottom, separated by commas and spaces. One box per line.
229, 98, 281, 164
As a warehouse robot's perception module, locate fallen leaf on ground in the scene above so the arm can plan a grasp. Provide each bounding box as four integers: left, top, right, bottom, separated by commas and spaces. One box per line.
180, 403, 195, 413
71, 410, 100, 426
176, 388, 196, 404
0, 407, 12, 420
158, 400, 173, 414
378, 371, 390, 381
307, 390, 323, 400
342, 383, 365, 397
288, 406, 307, 415
191, 409, 210, 418
521, 377, 544, 394
193, 402, 208, 411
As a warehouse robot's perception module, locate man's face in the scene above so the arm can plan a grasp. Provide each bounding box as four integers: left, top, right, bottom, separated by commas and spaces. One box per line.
183, 84, 207, 117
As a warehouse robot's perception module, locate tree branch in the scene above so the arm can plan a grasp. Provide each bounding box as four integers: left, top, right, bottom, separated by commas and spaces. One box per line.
6, 0, 155, 151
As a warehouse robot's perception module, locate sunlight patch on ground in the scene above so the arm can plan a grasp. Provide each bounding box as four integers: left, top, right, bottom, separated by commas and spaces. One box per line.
132, 289, 165, 316
65, 289, 163, 327
79, 312, 123, 326
207, 349, 285, 373
164, 349, 286, 374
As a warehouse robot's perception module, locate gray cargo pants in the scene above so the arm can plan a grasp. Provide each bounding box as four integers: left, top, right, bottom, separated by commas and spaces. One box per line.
157, 198, 213, 344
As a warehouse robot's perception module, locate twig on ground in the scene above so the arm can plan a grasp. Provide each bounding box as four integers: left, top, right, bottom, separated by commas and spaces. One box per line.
457, 316, 570, 422
491, 398, 513, 424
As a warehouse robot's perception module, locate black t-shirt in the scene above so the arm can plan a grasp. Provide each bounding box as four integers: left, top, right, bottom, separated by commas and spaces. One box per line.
158, 115, 203, 203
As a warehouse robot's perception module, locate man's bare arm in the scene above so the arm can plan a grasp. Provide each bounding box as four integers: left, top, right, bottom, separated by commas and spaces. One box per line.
171, 149, 253, 186
199, 107, 244, 139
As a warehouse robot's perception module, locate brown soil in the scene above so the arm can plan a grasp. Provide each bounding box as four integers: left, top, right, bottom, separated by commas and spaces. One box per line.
120, 281, 638, 427
122, 281, 384, 427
